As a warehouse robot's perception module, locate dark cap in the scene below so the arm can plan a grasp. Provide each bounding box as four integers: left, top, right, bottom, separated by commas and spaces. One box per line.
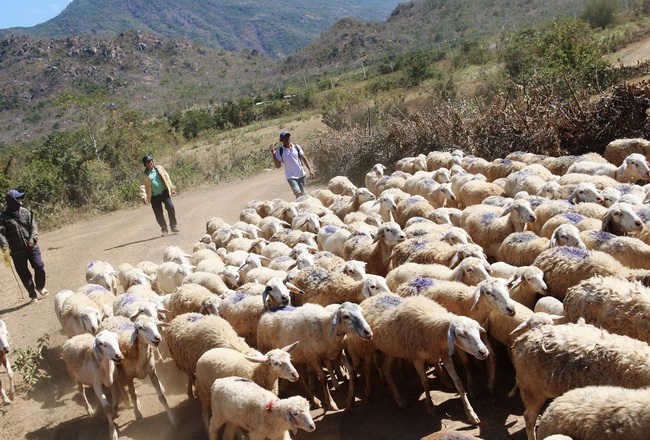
279, 131, 290, 140
142, 155, 153, 165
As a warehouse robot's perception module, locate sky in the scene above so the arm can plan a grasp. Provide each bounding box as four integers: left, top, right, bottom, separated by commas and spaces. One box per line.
0, 0, 73, 29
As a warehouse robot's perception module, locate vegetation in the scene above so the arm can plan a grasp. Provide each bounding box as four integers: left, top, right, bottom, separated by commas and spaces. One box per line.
1, 3, 650, 229
12, 333, 51, 393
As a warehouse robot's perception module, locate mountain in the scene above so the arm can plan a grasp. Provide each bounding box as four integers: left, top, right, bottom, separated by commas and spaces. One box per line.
0, 0, 402, 59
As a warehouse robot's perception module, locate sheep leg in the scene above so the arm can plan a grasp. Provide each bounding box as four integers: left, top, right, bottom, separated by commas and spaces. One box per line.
311, 360, 339, 411
481, 332, 496, 394
441, 355, 480, 424
519, 387, 546, 440
149, 369, 179, 427
208, 414, 226, 440
78, 383, 95, 416
340, 353, 356, 408
412, 359, 436, 414
381, 355, 407, 409
2, 357, 14, 402
222, 421, 239, 440
431, 360, 454, 389
455, 350, 479, 398
295, 369, 322, 409
323, 358, 342, 390
186, 373, 195, 399
125, 378, 143, 420
93, 381, 118, 440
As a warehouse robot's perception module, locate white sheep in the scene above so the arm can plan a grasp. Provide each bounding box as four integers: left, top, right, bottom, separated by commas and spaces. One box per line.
484, 158, 527, 181
330, 187, 375, 220
357, 192, 398, 222
548, 223, 587, 249
0, 320, 15, 403
537, 385, 650, 440
327, 175, 357, 196
539, 212, 601, 239
416, 180, 457, 208
76, 283, 115, 320
600, 202, 644, 235
461, 199, 537, 258
61, 330, 124, 440
565, 182, 603, 204
195, 343, 299, 433
504, 171, 550, 198
533, 296, 564, 316
511, 321, 650, 440
259, 216, 291, 240
504, 266, 548, 310
117, 262, 154, 291
603, 137, 650, 164
385, 257, 490, 292
167, 283, 221, 318
182, 271, 231, 295
541, 152, 609, 175
57, 292, 103, 338
563, 275, 650, 344
162, 244, 192, 265
190, 248, 222, 267
97, 314, 178, 427
156, 261, 194, 294
239, 207, 263, 226
456, 179, 504, 208
346, 294, 487, 424
208, 376, 315, 440
497, 231, 550, 267
257, 302, 373, 411
566, 153, 650, 183
532, 246, 650, 300
85, 260, 118, 294
292, 267, 391, 306
113, 290, 167, 321
206, 216, 227, 235
347, 221, 406, 276
396, 154, 428, 174
165, 313, 257, 399
576, 229, 650, 269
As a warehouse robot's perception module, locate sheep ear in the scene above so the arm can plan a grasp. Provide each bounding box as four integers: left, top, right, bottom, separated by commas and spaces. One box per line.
449, 253, 461, 269
616, 161, 627, 180
372, 198, 381, 207
501, 203, 514, 217
92, 337, 103, 363
244, 354, 267, 364
130, 309, 142, 321
549, 231, 558, 247
452, 266, 464, 282
372, 228, 385, 243
601, 210, 615, 232
282, 341, 299, 353
510, 321, 531, 335
447, 323, 455, 357
129, 328, 139, 347
550, 315, 565, 324
567, 189, 578, 204
506, 275, 522, 290
262, 286, 270, 310
470, 286, 481, 310
284, 282, 304, 295
285, 412, 298, 435
329, 311, 340, 338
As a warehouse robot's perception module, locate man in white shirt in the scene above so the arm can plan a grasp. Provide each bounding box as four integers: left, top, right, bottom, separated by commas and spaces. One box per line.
271, 131, 316, 198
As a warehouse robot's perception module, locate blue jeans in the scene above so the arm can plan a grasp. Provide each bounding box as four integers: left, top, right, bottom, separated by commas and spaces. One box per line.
151, 190, 177, 232
287, 176, 307, 197
12, 245, 46, 300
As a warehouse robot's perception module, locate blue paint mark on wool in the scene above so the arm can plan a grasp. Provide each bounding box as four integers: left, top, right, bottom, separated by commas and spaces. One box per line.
509, 232, 537, 243
555, 246, 589, 259
588, 230, 615, 242
187, 314, 205, 323
275, 256, 293, 263
87, 284, 105, 292
614, 184, 633, 195
635, 206, 650, 222
87, 261, 96, 269
406, 197, 420, 205
268, 306, 296, 313
502, 159, 513, 165
562, 212, 584, 224
410, 229, 429, 237
119, 293, 138, 306
411, 239, 429, 251
230, 293, 247, 303
376, 295, 403, 307
481, 212, 499, 226
409, 277, 435, 291
323, 225, 338, 234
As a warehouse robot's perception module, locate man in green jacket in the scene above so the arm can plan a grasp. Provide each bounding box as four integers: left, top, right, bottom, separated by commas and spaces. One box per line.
139, 155, 179, 236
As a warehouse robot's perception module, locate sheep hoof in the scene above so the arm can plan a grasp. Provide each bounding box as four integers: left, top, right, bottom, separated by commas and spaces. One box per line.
326, 402, 340, 412
310, 398, 322, 410
467, 412, 480, 425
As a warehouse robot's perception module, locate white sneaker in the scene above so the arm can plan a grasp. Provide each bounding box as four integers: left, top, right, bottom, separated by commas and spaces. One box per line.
37, 288, 49, 297
30, 298, 38, 304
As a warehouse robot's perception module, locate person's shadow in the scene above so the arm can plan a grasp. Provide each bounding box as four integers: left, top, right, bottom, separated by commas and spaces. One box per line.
103, 235, 167, 251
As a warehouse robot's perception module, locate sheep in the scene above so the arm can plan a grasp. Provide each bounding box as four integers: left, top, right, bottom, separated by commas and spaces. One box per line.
461, 199, 537, 258
385, 257, 491, 292
456, 179, 504, 208
57, 292, 103, 338
327, 175, 357, 196
0, 320, 15, 403
532, 199, 607, 235
600, 202, 644, 236
113, 290, 166, 321
206, 216, 227, 235
85, 260, 118, 295
511, 321, 650, 440
566, 153, 650, 183
165, 313, 257, 398
292, 266, 391, 306
542, 152, 609, 175
268, 201, 298, 224
258, 216, 291, 240
575, 230, 650, 269
563, 275, 650, 344
195, 344, 299, 433
290, 212, 320, 233
534, 296, 564, 316
239, 207, 263, 226
416, 180, 457, 208
484, 158, 527, 181
532, 246, 650, 300
503, 266, 548, 309
162, 244, 192, 265
97, 314, 178, 427
217, 278, 297, 346
61, 330, 124, 440
193, 234, 216, 253
257, 302, 372, 411
317, 225, 352, 258
208, 376, 315, 440
190, 248, 222, 267
346, 294, 487, 424
604, 137, 650, 164
426, 151, 463, 170
539, 212, 601, 239
167, 283, 221, 318
497, 232, 550, 267
565, 182, 603, 204
76, 284, 115, 320
390, 239, 488, 269
246, 199, 275, 217
347, 221, 407, 276
155, 261, 194, 294
374, 174, 407, 197
312, 188, 342, 207
396, 154, 428, 174
358, 192, 398, 222
537, 385, 650, 440
117, 262, 154, 291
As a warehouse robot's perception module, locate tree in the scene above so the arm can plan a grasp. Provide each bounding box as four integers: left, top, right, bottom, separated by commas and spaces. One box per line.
581, 0, 621, 29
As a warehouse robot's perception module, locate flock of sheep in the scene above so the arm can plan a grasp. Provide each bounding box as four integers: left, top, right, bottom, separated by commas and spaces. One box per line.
3, 137, 650, 440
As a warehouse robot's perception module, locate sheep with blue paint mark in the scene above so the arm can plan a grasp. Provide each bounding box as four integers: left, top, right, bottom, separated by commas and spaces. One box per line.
577, 229, 650, 269
497, 231, 550, 266
347, 221, 406, 277
85, 260, 119, 295
385, 257, 491, 292
539, 212, 601, 239
532, 246, 650, 300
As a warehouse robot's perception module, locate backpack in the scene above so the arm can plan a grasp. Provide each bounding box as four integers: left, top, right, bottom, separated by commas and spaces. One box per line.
278, 144, 302, 160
